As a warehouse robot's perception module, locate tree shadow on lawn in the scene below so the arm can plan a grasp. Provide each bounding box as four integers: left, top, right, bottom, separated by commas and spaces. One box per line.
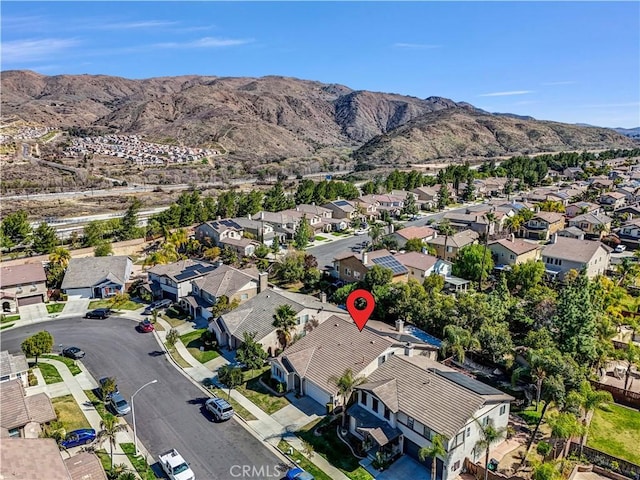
297, 418, 362, 472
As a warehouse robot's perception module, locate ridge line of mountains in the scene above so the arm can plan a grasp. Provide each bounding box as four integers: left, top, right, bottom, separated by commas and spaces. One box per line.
1, 70, 637, 168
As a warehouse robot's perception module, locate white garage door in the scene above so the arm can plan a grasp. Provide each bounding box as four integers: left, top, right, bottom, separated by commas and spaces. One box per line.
65, 288, 94, 298
305, 379, 331, 407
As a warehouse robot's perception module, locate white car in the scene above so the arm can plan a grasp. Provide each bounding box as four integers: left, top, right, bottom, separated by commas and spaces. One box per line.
615, 245, 627, 253
159, 449, 195, 480
354, 229, 367, 236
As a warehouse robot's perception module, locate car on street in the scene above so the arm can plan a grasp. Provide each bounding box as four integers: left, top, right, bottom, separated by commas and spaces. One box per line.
109, 391, 131, 415
205, 396, 234, 421
354, 229, 367, 236
615, 244, 627, 253
137, 319, 155, 333
60, 429, 96, 448
85, 308, 112, 319
159, 449, 195, 480
286, 467, 315, 480
62, 346, 85, 359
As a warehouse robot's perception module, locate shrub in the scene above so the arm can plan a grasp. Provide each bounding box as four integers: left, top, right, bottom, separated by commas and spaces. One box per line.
537, 441, 552, 457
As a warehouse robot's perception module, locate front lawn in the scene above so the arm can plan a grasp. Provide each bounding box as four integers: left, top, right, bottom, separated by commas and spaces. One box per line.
1, 314, 19, 323
120, 442, 158, 480
41, 354, 82, 375
85, 390, 109, 421
46, 303, 65, 314
165, 343, 192, 368
278, 439, 332, 480
588, 404, 640, 465
1, 323, 15, 330
52, 394, 91, 431
38, 362, 63, 384
179, 329, 219, 364
314, 235, 328, 241
161, 306, 190, 327
297, 417, 372, 479
89, 299, 140, 310
235, 369, 290, 415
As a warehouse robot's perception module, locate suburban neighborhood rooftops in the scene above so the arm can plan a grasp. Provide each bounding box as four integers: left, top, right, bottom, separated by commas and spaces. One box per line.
192, 265, 258, 298
0, 380, 56, 431
428, 229, 479, 248
61, 256, 130, 290
370, 256, 408, 275
542, 237, 611, 263
394, 226, 436, 240
64, 452, 108, 480
394, 252, 438, 272
147, 259, 215, 282
0, 263, 47, 288
490, 238, 541, 256
570, 213, 612, 225
532, 212, 565, 223
0, 438, 73, 480
274, 316, 394, 396
0, 351, 29, 378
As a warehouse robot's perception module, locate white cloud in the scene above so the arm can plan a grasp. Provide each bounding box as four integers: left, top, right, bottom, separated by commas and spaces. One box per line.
153, 37, 253, 49
541, 81, 576, 86
478, 90, 534, 97
393, 43, 441, 49
2, 38, 80, 63
97, 20, 178, 30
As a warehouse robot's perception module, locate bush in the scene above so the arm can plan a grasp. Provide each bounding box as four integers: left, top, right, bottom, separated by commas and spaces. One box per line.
537, 441, 552, 457
28, 369, 38, 386
518, 409, 542, 425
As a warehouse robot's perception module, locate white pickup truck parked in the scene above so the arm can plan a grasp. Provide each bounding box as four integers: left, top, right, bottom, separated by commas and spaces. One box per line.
158, 449, 195, 480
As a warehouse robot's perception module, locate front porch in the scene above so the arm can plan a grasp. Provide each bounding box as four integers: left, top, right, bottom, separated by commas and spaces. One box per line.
347, 404, 403, 470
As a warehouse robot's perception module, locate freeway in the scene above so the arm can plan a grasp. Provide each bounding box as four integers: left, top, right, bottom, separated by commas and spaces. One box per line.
307, 206, 468, 268
0, 318, 285, 480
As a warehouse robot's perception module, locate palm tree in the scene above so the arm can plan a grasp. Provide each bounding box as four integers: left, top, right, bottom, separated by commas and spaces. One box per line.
368, 222, 384, 248
504, 215, 523, 235
49, 247, 71, 269
620, 342, 639, 391
419, 434, 447, 480
475, 418, 506, 480
478, 212, 497, 290
565, 381, 612, 455
593, 222, 609, 239
97, 414, 127, 470
547, 412, 584, 459
511, 349, 548, 409
328, 368, 366, 428
272, 304, 297, 349
438, 219, 455, 261
616, 257, 638, 287
440, 325, 480, 363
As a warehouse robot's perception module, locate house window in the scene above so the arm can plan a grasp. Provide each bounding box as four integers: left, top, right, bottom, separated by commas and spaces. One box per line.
354, 271, 361, 279
372, 398, 379, 413
453, 431, 465, 448
500, 405, 507, 415
509, 254, 515, 260
241, 293, 249, 300
345, 268, 351, 275
384, 407, 390, 420
298, 314, 309, 325
361, 392, 367, 405
467, 426, 472, 437
8, 428, 20, 438
452, 461, 461, 471
482, 416, 489, 426
407, 416, 414, 429
0, 375, 9, 382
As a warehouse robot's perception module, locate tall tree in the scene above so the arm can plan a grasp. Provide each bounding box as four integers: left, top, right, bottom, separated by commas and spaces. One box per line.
217, 365, 244, 399
328, 368, 366, 428
437, 184, 451, 210
97, 414, 127, 470
235, 331, 268, 376
83, 220, 105, 247
49, 246, 71, 269
120, 198, 143, 240
478, 212, 497, 290
475, 419, 506, 480
565, 380, 612, 455
437, 219, 455, 260
402, 193, 419, 216
419, 434, 447, 480
441, 325, 480, 363
368, 222, 384, 248
294, 215, 313, 249
272, 304, 298, 349
21, 331, 54, 364
94, 241, 113, 257
263, 182, 293, 212
453, 244, 494, 283
547, 412, 584, 459
0, 210, 31, 249
31, 222, 59, 254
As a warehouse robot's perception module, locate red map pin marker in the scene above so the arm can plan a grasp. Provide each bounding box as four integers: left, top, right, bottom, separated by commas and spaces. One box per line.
346, 289, 375, 332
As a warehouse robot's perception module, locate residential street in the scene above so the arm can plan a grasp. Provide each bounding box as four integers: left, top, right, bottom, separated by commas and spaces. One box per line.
0, 317, 286, 480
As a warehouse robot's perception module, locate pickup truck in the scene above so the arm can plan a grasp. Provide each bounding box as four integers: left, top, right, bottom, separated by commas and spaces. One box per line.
159, 449, 195, 480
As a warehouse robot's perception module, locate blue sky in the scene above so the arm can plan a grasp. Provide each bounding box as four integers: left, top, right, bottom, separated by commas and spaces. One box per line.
2, 2, 639, 128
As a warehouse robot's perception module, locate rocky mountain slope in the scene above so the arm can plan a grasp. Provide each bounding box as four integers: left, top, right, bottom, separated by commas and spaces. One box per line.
1, 70, 635, 165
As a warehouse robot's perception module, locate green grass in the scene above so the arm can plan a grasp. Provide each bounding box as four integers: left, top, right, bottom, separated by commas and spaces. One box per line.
52, 394, 91, 431
1, 314, 19, 323
314, 235, 328, 241
96, 449, 111, 472
89, 299, 140, 310
278, 439, 333, 480
84, 390, 109, 421
587, 404, 640, 465
217, 388, 257, 421
235, 369, 290, 415
120, 443, 158, 480
38, 362, 63, 384
165, 343, 192, 368
46, 303, 65, 314
0, 323, 15, 330
179, 329, 219, 364
297, 417, 371, 478
41, 355, 82, 375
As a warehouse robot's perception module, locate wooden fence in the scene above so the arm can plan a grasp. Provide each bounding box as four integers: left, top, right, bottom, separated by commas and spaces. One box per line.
590, 380, 640, 409
567, 443, 640, 480
463, 458, 527, 480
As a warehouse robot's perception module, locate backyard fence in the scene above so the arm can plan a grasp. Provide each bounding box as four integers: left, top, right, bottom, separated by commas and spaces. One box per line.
590, 380, 640, 409
567, 443, 640, 480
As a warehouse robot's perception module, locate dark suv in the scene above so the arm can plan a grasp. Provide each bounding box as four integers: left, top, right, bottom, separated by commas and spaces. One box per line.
85, 308, 112, 319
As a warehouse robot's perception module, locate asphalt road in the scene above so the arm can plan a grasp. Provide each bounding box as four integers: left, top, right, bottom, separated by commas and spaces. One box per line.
1, 318, 286, 480
307, 206, 467, 267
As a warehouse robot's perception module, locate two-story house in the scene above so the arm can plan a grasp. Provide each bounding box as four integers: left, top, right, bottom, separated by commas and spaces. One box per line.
488, 237, 542, 266
426, 230, 479, 262
442, 213, 500, 236
568, 213, 612, 239
295, 204, 349, 231
412, 186, 439, 209
0, 351, 29, 387
541, 235, 611, 280
394, 252, 452, 282
195, 219, 257, 256
618, 218, 640, 243
0, 263, 48, 313
147, 260, 217, 301
322, 200, 357, 220
599, 192, 626, 210
210, 289, 347, 356
230, 217, 276, 246
349, 355, 513, 480
390, 226, 437, 249
333, 250, 409, 284
565, 202, 601, 219
0, 380, 56, 438
520, 212, 565, 241
359, 194, 404, 218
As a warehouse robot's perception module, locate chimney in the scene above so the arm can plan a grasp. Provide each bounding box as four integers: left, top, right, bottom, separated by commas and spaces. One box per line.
404, 342, 414, 357
395, 319, 404, 332
258, 271, 268, 293
216, 215, 221, 221
550, 233, 558, 244
320, 292, 327, 303
362, 251, 368, 265
261, 211, 265, 220
248, 213, 251, 219
510, 233, 515, 242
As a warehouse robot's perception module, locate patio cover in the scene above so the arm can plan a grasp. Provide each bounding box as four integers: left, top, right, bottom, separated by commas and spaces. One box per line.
348, 404, 401, 447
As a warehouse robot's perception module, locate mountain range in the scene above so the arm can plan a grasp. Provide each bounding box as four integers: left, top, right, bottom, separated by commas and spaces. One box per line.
1, 70, 636, 168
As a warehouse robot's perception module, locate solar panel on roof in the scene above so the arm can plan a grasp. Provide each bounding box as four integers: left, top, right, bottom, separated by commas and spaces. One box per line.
371, 256, 408, 275
434, 371, 504, 396
334, 200, 350, 207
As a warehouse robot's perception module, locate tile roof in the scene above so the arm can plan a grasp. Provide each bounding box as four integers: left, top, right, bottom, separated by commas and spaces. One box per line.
490, 238, 541, 256
543, 237, 611, 263
1, 438, 73, 480
428, 229, 479, 248
274, 316, 394, 396
395, 226, 436, 240
0, 381, 30, 430
322, 200, 355, 212
0, 351, 29, 378
533, 212, 565, 223
64, 452, 108, 480
147, 259, 214, 282
394, 252, 438, 272
357, 355, 512, 439
296, 204, 332, 216
25, 393, 57, 424
61, 256, 130, 290
192, 265, 258, 298
0, 263, 47, 288
219, 290, 345, 343
569, 213, 612, 225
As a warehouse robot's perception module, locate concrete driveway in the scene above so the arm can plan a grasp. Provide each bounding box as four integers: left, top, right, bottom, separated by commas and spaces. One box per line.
17, 303, 48, 323
61, 296, 91, 316
369, 455, 430, 480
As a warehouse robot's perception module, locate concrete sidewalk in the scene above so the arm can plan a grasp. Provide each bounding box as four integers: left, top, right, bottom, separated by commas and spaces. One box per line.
34, 357, 148, 477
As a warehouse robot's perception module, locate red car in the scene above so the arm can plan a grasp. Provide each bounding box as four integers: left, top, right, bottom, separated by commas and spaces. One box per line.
138, 319, 155, 333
